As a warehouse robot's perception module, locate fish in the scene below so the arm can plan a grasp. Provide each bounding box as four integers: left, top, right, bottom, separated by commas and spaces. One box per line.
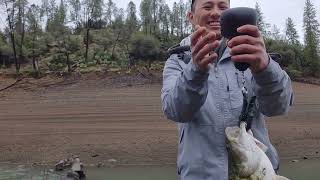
225, 122, 290, 180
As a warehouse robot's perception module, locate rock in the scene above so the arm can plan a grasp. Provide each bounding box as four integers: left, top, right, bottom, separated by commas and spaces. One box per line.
97, 162, 105, 168
17, 165, 25, 169
49, 169, 55, 173
55, 158, 73, 171
316, 151, 319, 154
291, 159, 299, 163
55, 160, 66, 171
303, 156, 308, 160
107, 158, 117, 163
91, 154, 99, 158
89, 164, 95, 167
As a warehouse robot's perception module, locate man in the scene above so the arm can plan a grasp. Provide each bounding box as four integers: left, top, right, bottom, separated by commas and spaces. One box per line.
161, 0, 293, 179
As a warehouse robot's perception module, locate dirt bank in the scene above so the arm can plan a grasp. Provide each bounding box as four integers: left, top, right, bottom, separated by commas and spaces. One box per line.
0, 75, 319, 167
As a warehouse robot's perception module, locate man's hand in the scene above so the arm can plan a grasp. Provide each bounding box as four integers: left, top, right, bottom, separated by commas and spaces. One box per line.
227, 25, 269, 73
191, 25, 220, 73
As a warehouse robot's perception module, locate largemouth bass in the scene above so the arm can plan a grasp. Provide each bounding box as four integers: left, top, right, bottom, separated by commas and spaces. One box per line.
225, 122, 290, 180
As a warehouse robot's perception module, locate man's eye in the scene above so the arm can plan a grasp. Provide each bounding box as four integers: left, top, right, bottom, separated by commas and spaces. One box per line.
204, 6, 212, 10
220, 6, 228, 10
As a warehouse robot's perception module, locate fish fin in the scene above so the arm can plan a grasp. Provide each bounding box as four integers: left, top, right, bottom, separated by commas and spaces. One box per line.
247, 130, 268, 153
274, 175, 291, 180
254, 138, 268, 152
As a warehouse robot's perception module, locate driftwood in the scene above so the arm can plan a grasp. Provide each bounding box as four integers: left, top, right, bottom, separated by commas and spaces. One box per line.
0, 78, 23, 92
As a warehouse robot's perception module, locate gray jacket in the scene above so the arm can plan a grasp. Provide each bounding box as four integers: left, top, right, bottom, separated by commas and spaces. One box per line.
161, 37, 293, 180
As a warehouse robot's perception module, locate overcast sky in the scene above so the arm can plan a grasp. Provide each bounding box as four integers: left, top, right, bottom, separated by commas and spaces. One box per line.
116, 0, 320, 41
1, 0, 320, 41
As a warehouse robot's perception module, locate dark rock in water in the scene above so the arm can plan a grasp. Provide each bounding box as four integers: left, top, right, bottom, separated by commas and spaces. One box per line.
55, 159, 72, 171
291, 159, 299, 163
55, 160, 66, 171
316, 151, 319, 154
91, 154, 99, 157
303, 156, 308, 160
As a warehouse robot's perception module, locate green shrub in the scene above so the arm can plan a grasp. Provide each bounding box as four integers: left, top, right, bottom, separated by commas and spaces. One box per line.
286, 66, 302, 79
130, 34, 160, 69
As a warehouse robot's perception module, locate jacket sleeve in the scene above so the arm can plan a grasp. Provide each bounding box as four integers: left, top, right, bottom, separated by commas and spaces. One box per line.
161, 54, 209, 123
252, 58, 293, 117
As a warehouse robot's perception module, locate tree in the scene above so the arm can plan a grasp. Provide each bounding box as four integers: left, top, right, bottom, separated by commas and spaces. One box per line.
255, 2, 270, 38
178, 0, 185, 37
126, 1, 139, 35
151, 0, 159, 35
183, 0, 192, 36
105, 0, 115, 27
3, 0, 19, 74
41, 0, 57, 31
303, 0, 320, 76
269, 25, 282, 41
285, 17, 300, 45
140, 0, 152, 35
16, 0, 28, 72
158, 1, 171, 39
54, 0, 66, 32
0, 30, 12, 68
83, 0, 104, 62
26, 4, 42, 75
68, 0, 82, 31
90, 0, 104, 28
171, 2, 179, 36
110, 7, 125, 59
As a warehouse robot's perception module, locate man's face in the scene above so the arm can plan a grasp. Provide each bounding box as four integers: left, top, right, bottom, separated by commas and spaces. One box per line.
188, 0, 230, 38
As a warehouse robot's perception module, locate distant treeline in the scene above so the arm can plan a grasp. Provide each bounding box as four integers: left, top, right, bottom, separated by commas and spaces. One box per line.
0, 0, 319, 77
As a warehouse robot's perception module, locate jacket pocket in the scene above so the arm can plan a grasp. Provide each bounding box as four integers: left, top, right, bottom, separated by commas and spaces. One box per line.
226, 71, 243, 109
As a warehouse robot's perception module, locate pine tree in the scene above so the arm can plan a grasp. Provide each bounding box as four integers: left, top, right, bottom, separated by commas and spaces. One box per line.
285, 17, 300, 45
151, 0, 160, 35
158, 1, 171, 39
105, 0, 116, 27
255, 2, 270, 38
26, 4, 42, 74
303, 0, 320, 76
126, 1, 139, 35
172, 2, 179, 36
140, 0, 152, 35
68, 0, 81, 24
270, 24, 282, 41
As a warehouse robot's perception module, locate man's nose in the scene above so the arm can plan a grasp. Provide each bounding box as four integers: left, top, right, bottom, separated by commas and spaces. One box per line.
210, 7, 221, 18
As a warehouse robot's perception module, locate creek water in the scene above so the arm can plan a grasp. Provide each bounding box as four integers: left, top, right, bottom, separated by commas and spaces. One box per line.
0, 159, 319, 180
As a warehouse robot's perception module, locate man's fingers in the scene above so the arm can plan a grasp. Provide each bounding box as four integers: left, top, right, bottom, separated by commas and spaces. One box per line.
191, 26, 207, 46
231, 54, 257, 63
230, 44, 260, 56
192, 32, 217, 56
194, 41, 220, 63
237, 25, 261, 38
228, 35, 261, 48
199, 53, 218, 67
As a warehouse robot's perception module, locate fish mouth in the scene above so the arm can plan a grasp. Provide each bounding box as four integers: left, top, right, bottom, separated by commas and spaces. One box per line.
225, 126, 240, 142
